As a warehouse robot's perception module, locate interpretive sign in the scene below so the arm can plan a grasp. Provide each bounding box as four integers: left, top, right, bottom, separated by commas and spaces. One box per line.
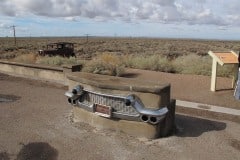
208, 51, 239, 91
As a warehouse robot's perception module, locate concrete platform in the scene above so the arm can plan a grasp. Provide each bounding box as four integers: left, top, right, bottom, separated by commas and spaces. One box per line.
176, 100, 240, 123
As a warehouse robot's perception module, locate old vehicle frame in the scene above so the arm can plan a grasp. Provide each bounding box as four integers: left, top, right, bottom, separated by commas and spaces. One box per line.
38, 42, 75, 57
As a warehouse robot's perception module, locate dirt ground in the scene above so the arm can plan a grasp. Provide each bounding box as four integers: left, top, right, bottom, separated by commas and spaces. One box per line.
1, 72, 240, 160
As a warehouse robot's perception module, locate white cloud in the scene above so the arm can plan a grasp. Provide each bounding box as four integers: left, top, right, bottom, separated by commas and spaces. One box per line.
197, 9, 211, 19
0, 0, 240, 26
64, 17, 77, 21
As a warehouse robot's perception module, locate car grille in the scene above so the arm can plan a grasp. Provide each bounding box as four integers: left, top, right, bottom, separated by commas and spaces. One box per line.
80, 91, 139, 116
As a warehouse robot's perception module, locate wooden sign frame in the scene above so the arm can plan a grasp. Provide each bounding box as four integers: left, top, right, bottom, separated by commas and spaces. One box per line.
208, 51, 239, 91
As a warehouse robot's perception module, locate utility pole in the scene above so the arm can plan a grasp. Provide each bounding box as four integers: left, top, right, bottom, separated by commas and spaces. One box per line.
85, 34, 89, 43
10, 25, 16, 46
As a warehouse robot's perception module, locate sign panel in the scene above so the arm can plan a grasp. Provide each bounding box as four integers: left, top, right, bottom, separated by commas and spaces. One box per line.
208, 51, 238, 66
208, 51, 239, 92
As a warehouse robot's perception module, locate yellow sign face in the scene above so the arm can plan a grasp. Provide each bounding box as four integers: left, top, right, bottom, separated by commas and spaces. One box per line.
214, 52, 238, 64
208, 51, 238, 65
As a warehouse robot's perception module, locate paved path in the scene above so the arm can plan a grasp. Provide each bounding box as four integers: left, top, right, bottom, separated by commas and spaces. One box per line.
0, 73, 240, 160
126, 68, 240, 109
176, 100, 240, 116
176, 99, 240, 123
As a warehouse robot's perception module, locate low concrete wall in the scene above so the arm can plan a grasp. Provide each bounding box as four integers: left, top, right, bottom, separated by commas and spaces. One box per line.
66, 72, 176, 139
0, 60, 175, 138
0, 60, 81, 85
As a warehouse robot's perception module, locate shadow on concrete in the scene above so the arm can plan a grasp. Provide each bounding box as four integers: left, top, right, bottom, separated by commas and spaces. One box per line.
0, 94, 21, 103
0, 73, 9, 80
175, 114, 226, 137
16, 142, 58, 160
0, 152, 10, 160
121, 72, 139, 78
216, 88, 234, 92
230, 139, 240, 151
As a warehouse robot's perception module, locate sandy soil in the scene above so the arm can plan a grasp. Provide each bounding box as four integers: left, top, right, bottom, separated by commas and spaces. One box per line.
0, 73, 240, 160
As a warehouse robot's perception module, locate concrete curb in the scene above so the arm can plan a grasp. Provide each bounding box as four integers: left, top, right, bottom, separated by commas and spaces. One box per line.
176, 100, 240, 123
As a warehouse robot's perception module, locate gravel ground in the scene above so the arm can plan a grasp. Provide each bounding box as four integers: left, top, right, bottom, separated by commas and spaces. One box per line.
0, 73, 240, 160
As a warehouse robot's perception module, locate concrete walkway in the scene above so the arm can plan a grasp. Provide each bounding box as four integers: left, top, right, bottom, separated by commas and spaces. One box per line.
176, 100, 240, 116
127, 68, 240, 110
176, 99, 240, 123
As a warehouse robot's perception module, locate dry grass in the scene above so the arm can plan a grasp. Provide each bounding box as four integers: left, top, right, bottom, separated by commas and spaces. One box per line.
173, 54, 234, 77
124, 54, 175, 73
10, 52, 234, 77
82, 53, 125, 76
12, 53, 38, 64
124, 54, 234, 77
36, 56, 78, 66
1, 37, 239, 77
1, 37, 240, 60
173, 54, 212, 75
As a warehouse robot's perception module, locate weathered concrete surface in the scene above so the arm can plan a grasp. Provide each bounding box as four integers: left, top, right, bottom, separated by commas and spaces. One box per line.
67, 72, 175, 138
1, 73, 240, 160
0, 60, 81, 85
0, 60, 65, 84
176, 100, 240, 123
73, 107, 158, 139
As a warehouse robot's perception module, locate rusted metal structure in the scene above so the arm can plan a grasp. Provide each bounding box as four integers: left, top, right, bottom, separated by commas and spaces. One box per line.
38, 42, 75, 57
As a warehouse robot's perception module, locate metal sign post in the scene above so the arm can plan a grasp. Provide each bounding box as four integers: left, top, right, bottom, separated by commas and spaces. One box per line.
234, 55, 240, 100
234, 68, 240, 100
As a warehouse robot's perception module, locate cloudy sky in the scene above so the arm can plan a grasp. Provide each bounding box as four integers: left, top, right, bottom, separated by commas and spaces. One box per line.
0, 0, 240, 40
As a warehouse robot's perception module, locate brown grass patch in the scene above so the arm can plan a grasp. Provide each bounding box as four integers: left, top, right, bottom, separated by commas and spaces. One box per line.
82, 53, 125, 76
12, 53, 38, 64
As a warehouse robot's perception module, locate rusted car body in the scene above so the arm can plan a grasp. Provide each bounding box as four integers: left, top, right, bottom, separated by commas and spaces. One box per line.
38, 42, 75, 57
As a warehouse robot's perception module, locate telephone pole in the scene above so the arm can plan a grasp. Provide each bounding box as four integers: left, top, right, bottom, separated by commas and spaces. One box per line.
10, 25, 16, 46
85, 34, 89, 43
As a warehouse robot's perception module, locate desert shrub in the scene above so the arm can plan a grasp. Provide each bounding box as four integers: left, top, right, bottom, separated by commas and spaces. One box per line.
36, 56, 78, 66
4, 46, 17, 52
124, 54, 175, 73
217, 65, 235, 77
124, 55, 150, 69
124, 54, 233, 77
173, 54, 211, 75
173, 54, 233, 77
0, 53, 16, 59
12, 53, 37, 64
82, 53, 125, 76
